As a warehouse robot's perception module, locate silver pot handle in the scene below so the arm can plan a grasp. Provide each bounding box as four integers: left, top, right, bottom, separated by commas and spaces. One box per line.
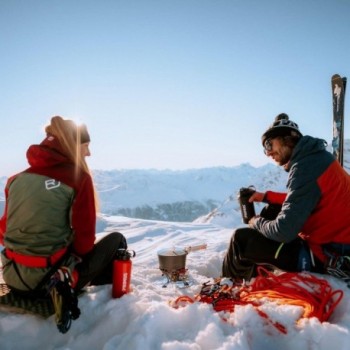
184, 244, 207, 254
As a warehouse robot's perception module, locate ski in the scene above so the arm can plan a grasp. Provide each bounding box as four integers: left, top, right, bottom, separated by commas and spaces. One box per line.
342, 77, 347, 167
331, 74, 347, 166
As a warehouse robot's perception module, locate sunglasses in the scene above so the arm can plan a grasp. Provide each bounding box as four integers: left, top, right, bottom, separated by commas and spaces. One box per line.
263, 138, 273, 154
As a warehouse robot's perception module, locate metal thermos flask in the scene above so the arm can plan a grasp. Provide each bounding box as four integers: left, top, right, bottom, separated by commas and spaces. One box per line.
238, 186, 256, 224
112, 249, 135, 298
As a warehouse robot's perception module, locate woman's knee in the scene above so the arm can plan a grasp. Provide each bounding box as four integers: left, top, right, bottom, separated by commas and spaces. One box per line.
100, 231, 127, 249
111, 231, 127, 248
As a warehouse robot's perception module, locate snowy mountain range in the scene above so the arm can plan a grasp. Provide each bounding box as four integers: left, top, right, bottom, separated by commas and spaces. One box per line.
93, 163, 288, 222
1, 140, 349, 225
0, 163, 287, 224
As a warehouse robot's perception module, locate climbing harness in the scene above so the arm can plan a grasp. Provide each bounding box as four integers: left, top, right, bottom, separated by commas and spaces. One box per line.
171, 267, 343, 334
3, 247, 80, 333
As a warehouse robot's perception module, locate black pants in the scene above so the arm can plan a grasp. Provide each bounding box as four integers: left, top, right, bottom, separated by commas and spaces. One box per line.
222, 205, 324, 280
74, 232, 127, 291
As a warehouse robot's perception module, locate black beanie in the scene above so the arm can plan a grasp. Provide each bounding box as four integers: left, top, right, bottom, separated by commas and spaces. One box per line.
261, 113, 302, 146
78, 124, 90, 144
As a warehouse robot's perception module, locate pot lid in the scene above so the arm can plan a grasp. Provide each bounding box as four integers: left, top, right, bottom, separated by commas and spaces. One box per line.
157, 248, 186, 256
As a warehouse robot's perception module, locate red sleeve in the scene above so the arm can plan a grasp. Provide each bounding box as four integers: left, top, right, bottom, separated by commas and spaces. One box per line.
264, 190, 287, 205
71, 174, 96, 256
0, 176, 16, 245
0, 210, 6, 245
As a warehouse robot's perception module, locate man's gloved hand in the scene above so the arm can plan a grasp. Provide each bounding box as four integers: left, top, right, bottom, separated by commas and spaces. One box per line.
248, 215, 260, 227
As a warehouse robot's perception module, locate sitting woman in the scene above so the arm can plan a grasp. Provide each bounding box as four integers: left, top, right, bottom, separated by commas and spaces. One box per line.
0, 116, 127, 295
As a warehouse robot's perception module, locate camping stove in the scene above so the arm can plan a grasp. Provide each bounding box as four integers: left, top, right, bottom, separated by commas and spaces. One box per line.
157, 244, 206, 288
160, 268, 191, 288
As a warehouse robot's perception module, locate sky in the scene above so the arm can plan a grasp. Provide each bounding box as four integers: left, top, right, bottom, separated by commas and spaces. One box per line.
1, 0, 350, 176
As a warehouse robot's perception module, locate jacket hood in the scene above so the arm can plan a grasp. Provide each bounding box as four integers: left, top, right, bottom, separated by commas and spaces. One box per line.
26, 136, 72, 168
286, 136, 327, 171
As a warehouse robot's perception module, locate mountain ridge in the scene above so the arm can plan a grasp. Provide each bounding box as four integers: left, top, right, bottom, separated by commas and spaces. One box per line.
1, 139, 349, 223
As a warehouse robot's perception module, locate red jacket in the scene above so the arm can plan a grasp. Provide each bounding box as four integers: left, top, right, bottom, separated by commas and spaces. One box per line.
253, 136, 350, 263
0, 135, 96, 257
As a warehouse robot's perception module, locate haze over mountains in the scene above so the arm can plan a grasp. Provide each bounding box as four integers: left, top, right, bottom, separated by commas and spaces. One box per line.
1, 140, 349, 224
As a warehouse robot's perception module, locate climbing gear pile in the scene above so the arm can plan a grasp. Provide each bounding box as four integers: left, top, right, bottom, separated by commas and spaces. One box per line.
171, 267, 343, 334
48, 267, 80, 333
326, 255, 350, 287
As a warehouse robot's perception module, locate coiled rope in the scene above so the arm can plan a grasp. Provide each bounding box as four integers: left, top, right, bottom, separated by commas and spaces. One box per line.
171, 267, 343, 334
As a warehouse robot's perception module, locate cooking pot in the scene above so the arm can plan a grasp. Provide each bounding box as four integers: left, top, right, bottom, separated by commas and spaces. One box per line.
157, 244, 207, 272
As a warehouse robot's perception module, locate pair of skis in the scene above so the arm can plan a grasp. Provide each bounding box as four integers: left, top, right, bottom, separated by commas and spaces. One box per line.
331, 74, 347, 166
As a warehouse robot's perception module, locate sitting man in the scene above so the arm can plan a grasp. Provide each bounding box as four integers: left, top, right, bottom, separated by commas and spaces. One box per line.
222, 113, 350, 284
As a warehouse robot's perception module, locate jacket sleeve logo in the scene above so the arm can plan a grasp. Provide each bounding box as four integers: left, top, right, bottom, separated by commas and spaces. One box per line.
45, 179, 61, 190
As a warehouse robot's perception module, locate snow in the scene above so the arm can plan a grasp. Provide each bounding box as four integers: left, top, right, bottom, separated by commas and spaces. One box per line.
1, 215, 350, 350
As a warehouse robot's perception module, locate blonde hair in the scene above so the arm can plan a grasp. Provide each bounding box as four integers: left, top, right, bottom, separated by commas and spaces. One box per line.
45, 116, 99, 212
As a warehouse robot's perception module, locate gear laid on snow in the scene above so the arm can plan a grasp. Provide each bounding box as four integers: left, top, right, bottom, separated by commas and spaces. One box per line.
0, 265, 81, 334
48, 267, 80, 334
326, 255, 350, 287
171, 267, 343, 334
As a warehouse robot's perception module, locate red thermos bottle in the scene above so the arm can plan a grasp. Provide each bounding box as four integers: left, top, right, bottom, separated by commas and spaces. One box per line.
112, 249, 135, 298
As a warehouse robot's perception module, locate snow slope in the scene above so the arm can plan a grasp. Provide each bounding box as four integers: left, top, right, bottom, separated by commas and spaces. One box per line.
1, 215, 350, 350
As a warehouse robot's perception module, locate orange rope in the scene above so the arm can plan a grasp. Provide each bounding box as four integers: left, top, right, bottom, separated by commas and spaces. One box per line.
247, 267, 343, 322
170, 267, 343, 334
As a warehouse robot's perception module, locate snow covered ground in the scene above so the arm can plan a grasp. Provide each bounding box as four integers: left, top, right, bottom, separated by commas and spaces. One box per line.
1, 214, 350, 350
